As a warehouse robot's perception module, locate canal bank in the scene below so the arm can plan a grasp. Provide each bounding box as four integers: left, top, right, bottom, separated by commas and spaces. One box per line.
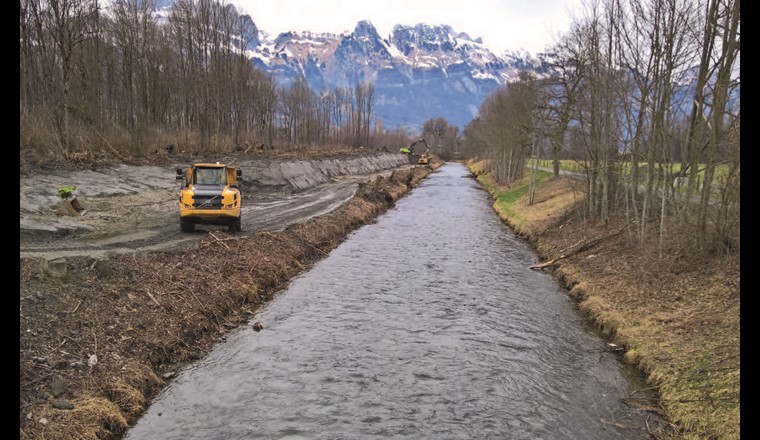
467, 159, 740, 439
19, 161, 441, 440
124, 162, 666, 439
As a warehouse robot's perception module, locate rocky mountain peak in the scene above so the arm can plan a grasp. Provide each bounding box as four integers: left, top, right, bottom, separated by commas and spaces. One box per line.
354, 20, 380, 40
391, 23, 457, 54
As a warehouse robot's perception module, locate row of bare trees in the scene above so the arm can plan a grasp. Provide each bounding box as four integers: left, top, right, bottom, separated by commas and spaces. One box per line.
422, 117, 459, 160
20, 0, 382, 160
280, 78, 376, 147
464, 0, 739, 255
464, 72, 539, 184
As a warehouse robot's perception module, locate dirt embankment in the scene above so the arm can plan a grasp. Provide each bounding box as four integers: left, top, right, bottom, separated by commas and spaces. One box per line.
467, 160, 739, 439
19, 159, 442, 440
20, 151, 410, 260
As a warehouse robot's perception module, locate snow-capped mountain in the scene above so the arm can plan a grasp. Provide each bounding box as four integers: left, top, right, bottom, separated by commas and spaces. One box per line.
252, 20, 549, 130
152, 2, 548, 130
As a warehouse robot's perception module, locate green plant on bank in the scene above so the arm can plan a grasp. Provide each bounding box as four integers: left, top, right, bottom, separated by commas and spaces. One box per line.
476, 169, 552, 233
57, 185, 76, 200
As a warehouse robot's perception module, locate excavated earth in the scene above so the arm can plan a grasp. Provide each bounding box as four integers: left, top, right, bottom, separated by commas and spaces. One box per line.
21, 151, 411, 259
19, 151, 440, 439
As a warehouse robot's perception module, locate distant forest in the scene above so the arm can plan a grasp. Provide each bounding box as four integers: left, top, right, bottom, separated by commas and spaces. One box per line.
20, 0, 421, 160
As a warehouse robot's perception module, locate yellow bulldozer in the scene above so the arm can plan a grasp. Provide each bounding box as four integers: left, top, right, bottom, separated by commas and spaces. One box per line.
417, 152, 431, 165
176, 162, 242, 232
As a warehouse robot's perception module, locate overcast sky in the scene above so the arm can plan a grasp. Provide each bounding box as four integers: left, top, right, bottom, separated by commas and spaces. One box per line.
234, 0, 585, 54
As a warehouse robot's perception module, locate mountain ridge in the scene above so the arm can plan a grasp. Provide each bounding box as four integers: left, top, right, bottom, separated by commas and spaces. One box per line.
151, 1, 549, 131
251, 19, 549, 130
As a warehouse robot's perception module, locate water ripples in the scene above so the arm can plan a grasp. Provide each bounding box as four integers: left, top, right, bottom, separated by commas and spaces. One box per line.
126, 163, 658, 439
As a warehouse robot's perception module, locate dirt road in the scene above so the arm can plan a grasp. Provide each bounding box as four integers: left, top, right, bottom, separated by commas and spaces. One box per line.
20, 153, 410, 259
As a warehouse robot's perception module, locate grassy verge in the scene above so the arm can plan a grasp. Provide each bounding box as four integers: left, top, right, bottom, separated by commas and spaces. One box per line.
471, 160, 575, 236
468, 158, 740, 439
533, 158, 733, 182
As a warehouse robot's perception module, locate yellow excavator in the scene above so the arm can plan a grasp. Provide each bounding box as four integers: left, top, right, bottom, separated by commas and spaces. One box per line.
176, 162, 242, 232
399, 138, 431, 165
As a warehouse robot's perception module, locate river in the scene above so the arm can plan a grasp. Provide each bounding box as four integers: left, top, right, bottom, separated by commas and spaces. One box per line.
125, 163, 661, 439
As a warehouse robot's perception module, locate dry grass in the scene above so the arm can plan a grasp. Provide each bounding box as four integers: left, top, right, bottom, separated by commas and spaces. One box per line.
468, 160, 578, 237
511, 176, 585, 235
107, 362, 163, 418
572, 244, 740, 439
467, 158, 489, 175
21, 397, 129, 440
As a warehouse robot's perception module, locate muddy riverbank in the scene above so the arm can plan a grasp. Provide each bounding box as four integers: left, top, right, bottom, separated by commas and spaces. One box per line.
19, 160, 440, 440
21, 151, 410, 260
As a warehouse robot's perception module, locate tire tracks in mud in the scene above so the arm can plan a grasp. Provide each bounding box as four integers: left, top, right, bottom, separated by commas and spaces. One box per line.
20, 155, 413, 260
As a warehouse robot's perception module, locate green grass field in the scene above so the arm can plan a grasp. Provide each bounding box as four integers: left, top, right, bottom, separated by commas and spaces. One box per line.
532, 159, 733, 182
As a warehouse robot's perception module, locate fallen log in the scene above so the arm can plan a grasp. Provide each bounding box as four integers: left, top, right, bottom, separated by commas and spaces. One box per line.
89, 126, 126, 160
529, 258, 562, 270
529, 223, 629, 270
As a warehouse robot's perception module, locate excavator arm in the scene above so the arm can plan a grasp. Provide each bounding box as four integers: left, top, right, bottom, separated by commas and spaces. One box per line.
408, 138, 430, 155
401, 138, 432, 164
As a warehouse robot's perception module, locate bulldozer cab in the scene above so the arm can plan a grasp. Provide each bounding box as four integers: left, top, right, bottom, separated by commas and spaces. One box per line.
194, 167, 226, 185
176, 164, 241, 188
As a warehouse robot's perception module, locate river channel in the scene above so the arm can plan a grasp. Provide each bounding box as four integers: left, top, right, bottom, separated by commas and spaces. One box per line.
125, 163, 661, 439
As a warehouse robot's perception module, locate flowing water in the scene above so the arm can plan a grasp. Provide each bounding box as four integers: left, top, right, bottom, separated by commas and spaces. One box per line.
126, 163, 662, 439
